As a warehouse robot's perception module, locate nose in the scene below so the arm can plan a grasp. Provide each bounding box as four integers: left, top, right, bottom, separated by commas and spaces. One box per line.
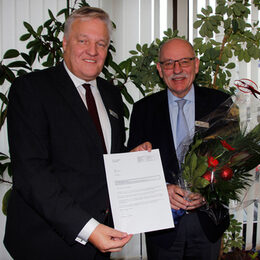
173, 61, 183, 74
86, 42, 98, 56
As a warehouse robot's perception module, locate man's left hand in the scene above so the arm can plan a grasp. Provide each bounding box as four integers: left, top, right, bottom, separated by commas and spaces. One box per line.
186, 192, 206, 210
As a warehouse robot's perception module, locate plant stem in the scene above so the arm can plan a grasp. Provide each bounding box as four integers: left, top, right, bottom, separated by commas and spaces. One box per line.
212, 32, 230, 89
0, 178, 12, 185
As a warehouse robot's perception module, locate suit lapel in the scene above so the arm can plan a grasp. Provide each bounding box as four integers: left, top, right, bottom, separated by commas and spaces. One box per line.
51, 63, 104, 152
195, 86, 204, 120
155, 90, 179, 179
157, 91, 175, 148
96, 77, 121, 153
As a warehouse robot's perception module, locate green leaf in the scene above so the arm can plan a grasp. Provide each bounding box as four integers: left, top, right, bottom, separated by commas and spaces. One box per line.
37, 25, 43, 35
233, 4, 241, 16
26, 39, 40, 49
2, 188, 12, 216
20, 33, 31, 41
20, 53, 31, 65
7, 164, 12, 177
226, 70, 231, 77
0, 75, 5, 85
23, 21, 35, 34
216, 5, 226, 15
194, 20, 203, 29
7, 61, 28, 68
0, 162, 9, 175
129, 50, 138, 55
0, 93, 8, 105
226, 62, 235, 69
0, 152, 9, 161
194, 160, 208, 179
4, 66, 16, 83
123, 103, 129, 119
48, 9, 55, 21
17, 69, 29, 77
244, 50, 251, 62
190, 153, 198, 173
197, 14, 205, 19
136, 44, 142, 52
57, 8, 68, 17
232, 19, 238, 33
110, 61, 126, 80
224, 19, 231, 30
195, 177, 209, 189
3, 49, 19, 59
121, 86, 134, 104
44, 19, 52, 28
201, 8, 208, 16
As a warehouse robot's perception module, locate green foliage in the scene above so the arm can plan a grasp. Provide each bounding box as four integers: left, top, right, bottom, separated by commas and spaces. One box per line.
0, 152, 11, 216
2, 188, 11, 216
182, 138, 209, 192
0, 0, 134, 118
125, 0, 260, 96
0, 0, 135, 214
222, 214, 244, 253
193, 0, 260, 92
127, 29, 179, 95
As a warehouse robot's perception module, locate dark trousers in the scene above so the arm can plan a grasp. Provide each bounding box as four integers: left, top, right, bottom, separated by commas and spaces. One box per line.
146, 212, 221, 260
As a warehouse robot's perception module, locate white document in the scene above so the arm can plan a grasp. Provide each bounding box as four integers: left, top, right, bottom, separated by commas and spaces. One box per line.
103, 149, 174, 234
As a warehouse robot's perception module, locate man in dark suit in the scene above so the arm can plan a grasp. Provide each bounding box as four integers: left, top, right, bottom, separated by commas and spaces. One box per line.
128, 38, 230, 260
4, 6, 151, 260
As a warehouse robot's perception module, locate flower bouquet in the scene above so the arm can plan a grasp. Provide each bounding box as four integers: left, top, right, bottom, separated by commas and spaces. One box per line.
178, 95, 260, 237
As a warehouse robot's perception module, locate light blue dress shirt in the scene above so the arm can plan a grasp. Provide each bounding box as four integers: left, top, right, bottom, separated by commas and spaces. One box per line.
167, 85, 195, 150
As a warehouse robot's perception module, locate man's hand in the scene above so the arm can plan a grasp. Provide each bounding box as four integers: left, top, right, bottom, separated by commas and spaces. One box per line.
186, 192, 205, 210
130, 141, 152, 152
167, 184, 205, 210
167, 184, 189, 210
88, 224, 133, 253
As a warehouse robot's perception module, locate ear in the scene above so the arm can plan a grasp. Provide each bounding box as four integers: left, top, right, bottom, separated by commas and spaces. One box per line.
195, 57, 200, 74
62, 36, 67, 52
156, 62, 163, 78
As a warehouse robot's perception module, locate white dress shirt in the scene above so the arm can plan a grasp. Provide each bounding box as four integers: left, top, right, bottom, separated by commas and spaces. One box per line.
64, 62, 111, 245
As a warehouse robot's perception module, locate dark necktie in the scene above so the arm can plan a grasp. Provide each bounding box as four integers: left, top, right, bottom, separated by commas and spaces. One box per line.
176, 99, 189, 163
82, 83, 107, 153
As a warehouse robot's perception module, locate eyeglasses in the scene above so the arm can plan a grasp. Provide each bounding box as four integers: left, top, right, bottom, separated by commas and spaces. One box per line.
159, 57, 195, 70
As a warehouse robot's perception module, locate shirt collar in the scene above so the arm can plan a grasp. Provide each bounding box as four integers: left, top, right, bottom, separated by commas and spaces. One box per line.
63, 61, 97, 88
167, 84, 194, 104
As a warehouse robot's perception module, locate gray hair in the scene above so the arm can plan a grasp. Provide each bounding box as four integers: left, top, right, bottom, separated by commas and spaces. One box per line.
64, 6, 112, 40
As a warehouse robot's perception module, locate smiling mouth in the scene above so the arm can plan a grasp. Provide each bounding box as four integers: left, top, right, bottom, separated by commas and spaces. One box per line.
84, 59, 96, 63
171, 77, 186, 82
173, 77, 184, 80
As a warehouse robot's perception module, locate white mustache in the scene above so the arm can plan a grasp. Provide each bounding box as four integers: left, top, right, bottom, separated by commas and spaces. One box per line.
169, 74, 187, 80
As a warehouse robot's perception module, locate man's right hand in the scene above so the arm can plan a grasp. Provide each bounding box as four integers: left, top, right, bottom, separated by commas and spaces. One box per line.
167, 184, 189, 210
88, 224, 133, 253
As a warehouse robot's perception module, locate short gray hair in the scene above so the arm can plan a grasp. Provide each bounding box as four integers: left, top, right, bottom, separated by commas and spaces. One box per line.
64, 6, 112, 40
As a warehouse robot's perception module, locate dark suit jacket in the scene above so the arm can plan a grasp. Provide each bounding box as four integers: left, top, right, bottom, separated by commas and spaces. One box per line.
4, 63, 126, 260
128, 86, 230, 248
